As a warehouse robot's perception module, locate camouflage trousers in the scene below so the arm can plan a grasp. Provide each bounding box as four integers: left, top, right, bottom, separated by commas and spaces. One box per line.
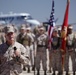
30, 45, 34, 66
64, 50, 76, 72
51, 50, 62, 72
0, 70, 21, 75
35, 51, 47, 71
0, 64, 22, 75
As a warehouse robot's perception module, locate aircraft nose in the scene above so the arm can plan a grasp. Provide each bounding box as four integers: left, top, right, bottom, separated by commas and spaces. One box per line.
26, 19, 40, 25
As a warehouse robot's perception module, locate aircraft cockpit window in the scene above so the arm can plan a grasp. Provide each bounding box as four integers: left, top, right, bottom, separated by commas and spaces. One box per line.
27, 16, 33, 19
21, 16, 26, 19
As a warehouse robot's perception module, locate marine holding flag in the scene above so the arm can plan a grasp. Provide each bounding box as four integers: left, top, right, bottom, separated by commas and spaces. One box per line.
48, 1, 62, 75
50, 28, 62, 75
64, 25, 76, 75
60, 0, 76, 75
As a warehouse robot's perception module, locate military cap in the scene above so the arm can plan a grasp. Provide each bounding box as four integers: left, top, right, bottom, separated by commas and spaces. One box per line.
39, 27, 45, 31
53, 28, 58, 32
4, 25, 15, 34
26, 27, 31, 30
58, 27, 61, 31
20, 25, 26, 30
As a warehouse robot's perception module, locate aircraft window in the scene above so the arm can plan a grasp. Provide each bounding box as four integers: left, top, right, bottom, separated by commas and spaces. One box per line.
17, 16, 24, 19
18, 16, 33, 20
21, 16, 26, 19
0, 18, 2, 20
6, 17, 9, 20
9, 17, 13, 19
27, 16, 33, 19
6, 17, 14, 20
5, 17, 9, 20
0, 17, 14, 21
17, 16, 20, 19
0, 18, 5, 20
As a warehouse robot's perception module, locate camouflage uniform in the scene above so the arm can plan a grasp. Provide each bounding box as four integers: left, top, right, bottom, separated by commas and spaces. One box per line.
17, 26, 35, 72
35, 32, 48, 75
17, 32, 32, 72
74, 34, 76, 68
0, 32, 6, 44
0, 42, 28, 75
17, 33, 32, 47
50, 35, 62, 75
27, 32, 35, 70
64, 33, 76, 74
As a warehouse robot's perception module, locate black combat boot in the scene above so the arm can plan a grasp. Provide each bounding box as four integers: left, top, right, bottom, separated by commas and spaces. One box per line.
32, 65, 35, 71
66, 71, 69, 75
23, 66, 26, 71
44, 70, 47, 75
48, 69, 52, 73
37, 70, 40, 75
27, 67, 30, 73
52, 71, 55, 75
58, 71, 63, 75
73, 71, 75, 75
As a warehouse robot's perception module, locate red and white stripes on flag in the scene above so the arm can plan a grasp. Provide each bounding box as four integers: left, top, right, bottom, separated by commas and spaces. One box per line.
48, 0, 55, 43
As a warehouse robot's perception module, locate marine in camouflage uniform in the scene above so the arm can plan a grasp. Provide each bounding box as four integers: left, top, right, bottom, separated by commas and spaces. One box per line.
64, 25, 76, 75
0, 25, 28, 75
35, 27, 48, 75
26, 27, 35, 71
17, 26, 33, 72
0, 32, 6, 44
50, 28, 62, 75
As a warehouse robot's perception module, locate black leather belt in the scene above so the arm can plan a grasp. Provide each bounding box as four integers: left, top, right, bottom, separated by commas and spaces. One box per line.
37, 45, 46, 47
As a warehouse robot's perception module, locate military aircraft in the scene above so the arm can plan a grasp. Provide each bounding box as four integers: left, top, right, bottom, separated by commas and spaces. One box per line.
0, 12, 40, 28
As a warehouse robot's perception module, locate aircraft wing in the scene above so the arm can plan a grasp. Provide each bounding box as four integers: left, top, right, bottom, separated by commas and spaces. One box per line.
43, 22, 76, 31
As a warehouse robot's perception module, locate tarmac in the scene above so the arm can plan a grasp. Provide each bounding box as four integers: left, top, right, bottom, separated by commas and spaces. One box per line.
20, 70, 74, 75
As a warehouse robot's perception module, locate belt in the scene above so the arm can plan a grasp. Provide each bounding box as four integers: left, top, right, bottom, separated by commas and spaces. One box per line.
67, 48, 74, 52
52, 49, 59, 52
67, 45, 73, 48
37, 45, 46, 47
68, 50, 74, 52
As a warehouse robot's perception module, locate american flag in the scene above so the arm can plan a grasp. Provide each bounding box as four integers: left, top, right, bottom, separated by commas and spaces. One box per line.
48, 0, 55, 43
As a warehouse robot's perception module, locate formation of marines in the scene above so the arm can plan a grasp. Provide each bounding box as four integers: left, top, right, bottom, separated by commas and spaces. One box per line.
0, 24, 76, 75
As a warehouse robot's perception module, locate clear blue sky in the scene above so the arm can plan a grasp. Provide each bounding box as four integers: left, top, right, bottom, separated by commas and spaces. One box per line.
0, 0, 76, 25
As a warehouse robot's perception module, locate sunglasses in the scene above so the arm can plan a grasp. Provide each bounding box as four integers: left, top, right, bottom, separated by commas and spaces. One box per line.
7, 32, 14, 36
